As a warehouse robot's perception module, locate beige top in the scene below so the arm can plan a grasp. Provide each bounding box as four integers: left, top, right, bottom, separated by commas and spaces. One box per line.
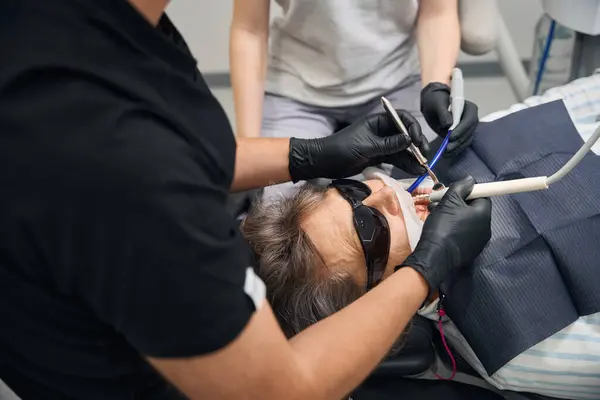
266, 0, 421, 107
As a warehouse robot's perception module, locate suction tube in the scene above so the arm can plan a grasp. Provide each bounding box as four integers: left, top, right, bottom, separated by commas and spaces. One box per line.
547, 125, 600, 184
428, 123, 600, 203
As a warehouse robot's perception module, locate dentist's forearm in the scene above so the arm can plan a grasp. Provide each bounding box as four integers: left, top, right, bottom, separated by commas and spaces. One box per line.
231, 137, 291, 192
417, 0, 460, 86
288, 268, 429, 399
149, 268, 428, 400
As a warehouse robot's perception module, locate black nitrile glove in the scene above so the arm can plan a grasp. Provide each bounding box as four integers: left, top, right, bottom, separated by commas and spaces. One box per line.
420, 82, 479, 157
288, 110, 430, 182
395, 176, 492, 293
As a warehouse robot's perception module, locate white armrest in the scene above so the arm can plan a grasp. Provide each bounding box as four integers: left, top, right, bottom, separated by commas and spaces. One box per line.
0, 379, 21, 400
459, 0, 500, 55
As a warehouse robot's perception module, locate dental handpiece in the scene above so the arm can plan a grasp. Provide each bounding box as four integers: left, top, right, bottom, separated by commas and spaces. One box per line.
449, 68, 465, 131
380, 96, 441, 185
419, 123, 600, 203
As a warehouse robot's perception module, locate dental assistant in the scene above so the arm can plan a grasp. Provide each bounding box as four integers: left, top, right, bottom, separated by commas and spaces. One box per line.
0, 1, 491, 399
230, 0, 479, 153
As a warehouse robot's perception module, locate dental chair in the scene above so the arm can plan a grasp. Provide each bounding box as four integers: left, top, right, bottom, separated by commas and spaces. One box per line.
370, 315, 435, 378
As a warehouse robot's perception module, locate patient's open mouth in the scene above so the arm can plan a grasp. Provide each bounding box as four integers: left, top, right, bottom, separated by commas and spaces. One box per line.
412, 187, 432, 221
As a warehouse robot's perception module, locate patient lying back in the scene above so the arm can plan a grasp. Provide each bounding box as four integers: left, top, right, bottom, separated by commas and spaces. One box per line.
241, 175, 429, 342
241, 173, 600, 400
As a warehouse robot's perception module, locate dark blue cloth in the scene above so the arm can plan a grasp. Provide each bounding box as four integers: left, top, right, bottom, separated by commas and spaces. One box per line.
437, 100, 600, 375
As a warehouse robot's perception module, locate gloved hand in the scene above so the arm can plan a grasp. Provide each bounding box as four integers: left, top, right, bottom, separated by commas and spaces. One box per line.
288, 110, 430, 182
421, 82, 479, 157
395, 176, 492, 293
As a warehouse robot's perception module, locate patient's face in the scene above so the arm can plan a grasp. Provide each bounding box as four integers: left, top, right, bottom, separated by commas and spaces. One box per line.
302, 179, 430, 287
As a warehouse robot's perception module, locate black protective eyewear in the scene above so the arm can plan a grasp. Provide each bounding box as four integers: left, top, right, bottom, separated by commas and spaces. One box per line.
330, 179, 391, 290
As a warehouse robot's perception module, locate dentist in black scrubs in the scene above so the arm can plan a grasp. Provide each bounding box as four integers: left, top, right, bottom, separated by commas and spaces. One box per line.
0, 1, 492, 399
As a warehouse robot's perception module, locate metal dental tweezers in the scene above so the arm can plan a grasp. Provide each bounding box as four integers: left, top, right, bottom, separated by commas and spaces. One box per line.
380, 96, 441, 187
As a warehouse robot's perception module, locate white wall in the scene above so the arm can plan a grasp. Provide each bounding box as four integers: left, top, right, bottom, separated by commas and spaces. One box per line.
166, 1, 234, 73
167, 0, 544, 74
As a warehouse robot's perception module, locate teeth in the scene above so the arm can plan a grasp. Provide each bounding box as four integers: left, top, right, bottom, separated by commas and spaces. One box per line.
412, 194, 430, 204
412, 186, 434, 195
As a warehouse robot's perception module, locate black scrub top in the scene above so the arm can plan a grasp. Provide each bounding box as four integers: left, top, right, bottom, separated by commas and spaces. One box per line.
0, 1, 258, 399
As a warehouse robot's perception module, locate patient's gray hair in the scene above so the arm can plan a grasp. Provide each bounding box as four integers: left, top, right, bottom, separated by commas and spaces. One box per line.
241, 183, 364, 338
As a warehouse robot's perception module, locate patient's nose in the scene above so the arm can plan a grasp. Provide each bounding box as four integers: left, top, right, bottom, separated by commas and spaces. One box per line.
363, 186, 400, 216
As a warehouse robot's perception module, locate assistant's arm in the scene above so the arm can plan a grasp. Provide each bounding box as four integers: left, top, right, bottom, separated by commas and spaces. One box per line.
417, 0, 460, 86
230, 0, 271, 138
149, 268, 428, 400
